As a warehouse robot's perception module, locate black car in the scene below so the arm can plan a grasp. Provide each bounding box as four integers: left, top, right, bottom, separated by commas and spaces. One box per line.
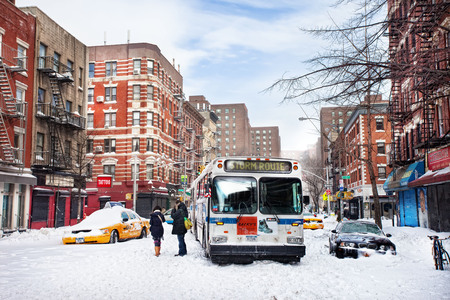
329, 220, 396, 258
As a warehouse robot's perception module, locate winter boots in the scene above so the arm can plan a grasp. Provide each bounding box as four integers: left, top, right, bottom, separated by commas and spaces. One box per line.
155, 246, 161, 257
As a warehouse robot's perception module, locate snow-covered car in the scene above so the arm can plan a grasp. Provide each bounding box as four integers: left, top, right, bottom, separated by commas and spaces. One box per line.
303, 213, 324, 230
329, 220, 396, 258
163, 208, 173, 224
62, 206, 149, 244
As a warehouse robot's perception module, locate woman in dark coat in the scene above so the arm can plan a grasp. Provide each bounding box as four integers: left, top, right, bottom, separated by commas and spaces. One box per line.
150, 206, 165, 257
171, 200, 188, 256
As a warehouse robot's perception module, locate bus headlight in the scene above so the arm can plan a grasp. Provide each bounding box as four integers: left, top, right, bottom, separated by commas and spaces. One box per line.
212, 236, 228, 244
287, 237, 303, 244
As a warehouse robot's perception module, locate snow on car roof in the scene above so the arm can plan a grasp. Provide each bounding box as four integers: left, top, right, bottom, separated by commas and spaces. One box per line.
69, 206, 132, 230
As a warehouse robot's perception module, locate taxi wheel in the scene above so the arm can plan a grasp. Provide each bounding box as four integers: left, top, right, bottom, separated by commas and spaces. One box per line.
109, 230, 119, 244
138, 228, 147, 239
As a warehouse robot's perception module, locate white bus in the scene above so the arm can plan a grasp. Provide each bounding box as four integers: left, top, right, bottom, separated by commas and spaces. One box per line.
189, 157, 305, 264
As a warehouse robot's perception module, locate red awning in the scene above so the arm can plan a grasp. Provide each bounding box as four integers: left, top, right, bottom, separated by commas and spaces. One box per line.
409, 166, 450, 187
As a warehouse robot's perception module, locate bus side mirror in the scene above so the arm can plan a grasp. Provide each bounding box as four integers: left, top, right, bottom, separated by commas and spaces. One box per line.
303, 195, 310, 205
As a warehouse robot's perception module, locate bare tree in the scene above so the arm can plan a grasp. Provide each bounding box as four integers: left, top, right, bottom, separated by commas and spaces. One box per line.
301, 155, 326, 213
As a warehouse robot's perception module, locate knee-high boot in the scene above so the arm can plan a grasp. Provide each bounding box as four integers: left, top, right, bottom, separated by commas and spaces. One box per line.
155, 246, 161, 257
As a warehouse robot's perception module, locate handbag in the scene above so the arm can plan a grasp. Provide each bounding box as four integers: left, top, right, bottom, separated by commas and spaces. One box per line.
184, 217, 193, 230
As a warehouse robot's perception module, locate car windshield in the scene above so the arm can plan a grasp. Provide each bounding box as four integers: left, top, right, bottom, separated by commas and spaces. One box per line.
211, 176, 257, 214
340, 222, 383, 235
259, 177, 302, 215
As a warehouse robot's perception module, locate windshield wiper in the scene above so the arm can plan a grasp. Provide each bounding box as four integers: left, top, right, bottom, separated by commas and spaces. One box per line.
264, 200, 279, 223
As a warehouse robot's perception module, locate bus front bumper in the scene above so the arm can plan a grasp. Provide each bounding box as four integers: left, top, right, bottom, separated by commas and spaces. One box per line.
210, 244, 306, 261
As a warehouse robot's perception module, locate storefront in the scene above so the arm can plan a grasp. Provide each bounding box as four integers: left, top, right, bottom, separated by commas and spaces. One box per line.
409, 146, 450, 232
383, 161, 424, 227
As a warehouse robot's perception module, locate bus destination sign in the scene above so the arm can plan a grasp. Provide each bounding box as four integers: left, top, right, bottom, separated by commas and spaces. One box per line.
224, 160, 292, 173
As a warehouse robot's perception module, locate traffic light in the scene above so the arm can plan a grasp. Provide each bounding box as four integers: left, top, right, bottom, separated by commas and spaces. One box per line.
197, 165, 201, 174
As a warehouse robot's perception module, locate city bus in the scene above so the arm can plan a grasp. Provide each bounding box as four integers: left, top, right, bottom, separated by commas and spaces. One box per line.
189, 157, 305, 264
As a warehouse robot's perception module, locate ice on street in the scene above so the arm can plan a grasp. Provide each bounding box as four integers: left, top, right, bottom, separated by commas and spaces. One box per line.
0, 217, 449, 300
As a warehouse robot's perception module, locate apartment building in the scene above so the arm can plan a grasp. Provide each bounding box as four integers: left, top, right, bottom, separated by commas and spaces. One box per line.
385, 0, 449, 231
211, 103, 251, 157
0, 0, 36, 233
250, 126, 281, 157
86, 43, 202, 217
336, 96, 393, 219
188, 95, 219, 164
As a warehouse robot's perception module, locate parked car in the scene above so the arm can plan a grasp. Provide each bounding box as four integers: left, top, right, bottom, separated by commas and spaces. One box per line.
303, 213, 324, 230
163, 208, 173, 224
329, 220, 396, 258
62, 206, 150, 244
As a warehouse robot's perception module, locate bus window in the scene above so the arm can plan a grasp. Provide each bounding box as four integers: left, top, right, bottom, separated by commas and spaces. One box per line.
259, 178, 302, 214
211, 177, 257, 214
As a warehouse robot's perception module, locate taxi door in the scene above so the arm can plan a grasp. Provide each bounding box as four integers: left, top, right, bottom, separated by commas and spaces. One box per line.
120, 211, 133, 239
128, 211, 142, 238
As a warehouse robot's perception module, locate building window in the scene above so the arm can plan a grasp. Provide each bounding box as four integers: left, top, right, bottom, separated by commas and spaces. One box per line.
133, 111, 140, 126
377, 142, 385, 154
146, 138, 153, 152
86, 139, 93, 154
376, 118, 384, 130
36, 133, 44, 157
146, 164, 154, 180
147, 60, 154, 75
88, 88, 94, 103
132, 138, 140, 152
104, 112, 116, 128
17, 44, 26, 69
147, 85, 154, 100
38, 43, 47, 69
147, 112, 153, 126
89, 63, 95, 78
104, 139, 116, 153
53, 52, 60, 72
105, 62, 117, 77
133, 59, 141, 74
79, 67, 83, 86
37, 88, 45, 113
16, 87, 25, 115
103, 165, 116, 180
64, 140, 71, 156
105, 87, 116, 102
66, 100, 72, 113
133, 85, 141, 100
87, 113, 93, 128
378, 166, 386, 179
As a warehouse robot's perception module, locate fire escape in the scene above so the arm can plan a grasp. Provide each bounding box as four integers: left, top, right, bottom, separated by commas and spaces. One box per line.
0, 43, 27, 170
32, 56, 86, 173
388, 1, 449, 166
173, 93, 190, 177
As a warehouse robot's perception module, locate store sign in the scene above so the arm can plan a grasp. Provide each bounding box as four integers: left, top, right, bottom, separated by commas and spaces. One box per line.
97, 175, 112, 188
428, 146, 450, 171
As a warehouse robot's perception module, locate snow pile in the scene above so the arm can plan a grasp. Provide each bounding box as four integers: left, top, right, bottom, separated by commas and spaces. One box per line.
0, 217, 449, 300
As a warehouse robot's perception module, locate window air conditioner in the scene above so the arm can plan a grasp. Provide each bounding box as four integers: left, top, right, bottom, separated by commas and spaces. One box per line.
94, 146, 103, 153
133, 69, 140, 75
96, 96, 104, 103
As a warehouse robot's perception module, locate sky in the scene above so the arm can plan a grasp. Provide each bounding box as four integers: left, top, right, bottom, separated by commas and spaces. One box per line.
15, 0, 356, 151
1, 216, 449, 299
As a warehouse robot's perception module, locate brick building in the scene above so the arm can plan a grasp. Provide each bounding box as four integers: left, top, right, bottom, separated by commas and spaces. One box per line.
211, 103, 251, 157
17, 6, 89, 229
385, 0, 449, 231
335, 96, 393, 219
0, 0, 36, 233
250, 126, 281, 157
86, 43, 202, 217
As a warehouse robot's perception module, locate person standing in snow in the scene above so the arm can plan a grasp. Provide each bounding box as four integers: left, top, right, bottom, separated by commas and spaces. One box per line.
149, 206, 165, 257
171, 200, 188, 256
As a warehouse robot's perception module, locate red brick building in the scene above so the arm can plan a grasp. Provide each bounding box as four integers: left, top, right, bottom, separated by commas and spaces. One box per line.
335, 96, 393, 219
86, 43, 202, 217
0, 0, 36, 233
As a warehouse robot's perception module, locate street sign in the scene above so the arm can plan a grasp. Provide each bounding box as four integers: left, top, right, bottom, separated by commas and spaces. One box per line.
340, 186, 344, 191
342, 175, 350, 179
326, 189, 331, 195
181, 175, 187, 186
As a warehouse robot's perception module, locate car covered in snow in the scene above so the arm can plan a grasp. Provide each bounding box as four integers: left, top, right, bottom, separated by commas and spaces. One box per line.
329, 220, 396, 258
62, 206, 149, 244
303, 213, 324, 230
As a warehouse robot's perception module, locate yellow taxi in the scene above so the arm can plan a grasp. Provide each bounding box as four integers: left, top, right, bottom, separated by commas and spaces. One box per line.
62, 205, 150, 244
303, 213, 324, 230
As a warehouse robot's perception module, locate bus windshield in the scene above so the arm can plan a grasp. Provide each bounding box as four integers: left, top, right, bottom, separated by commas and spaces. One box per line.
259, 178, 302, 215
211, 177, 257, 214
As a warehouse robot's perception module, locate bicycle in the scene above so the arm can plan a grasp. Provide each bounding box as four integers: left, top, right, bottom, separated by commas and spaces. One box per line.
428, 235, 450, 270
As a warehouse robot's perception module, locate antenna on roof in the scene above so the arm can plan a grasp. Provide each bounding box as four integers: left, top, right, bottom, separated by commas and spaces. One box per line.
127, 30, 130, 44
104, 32, 107, 45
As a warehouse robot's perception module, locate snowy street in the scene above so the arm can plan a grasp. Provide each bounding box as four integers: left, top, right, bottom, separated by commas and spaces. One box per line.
1, 217, 449, 300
